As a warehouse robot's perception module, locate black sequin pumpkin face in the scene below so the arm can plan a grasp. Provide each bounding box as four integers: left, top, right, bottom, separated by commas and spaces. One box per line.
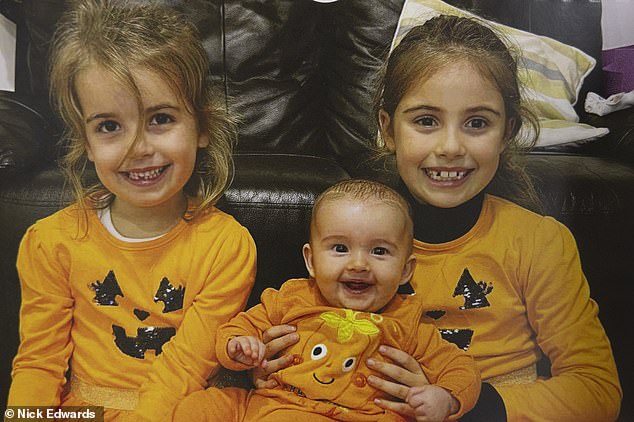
424, 268, 494, 351
89, 271, 185, 359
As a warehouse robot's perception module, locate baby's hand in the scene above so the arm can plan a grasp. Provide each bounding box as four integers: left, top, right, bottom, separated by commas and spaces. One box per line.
227, 336, 268, 368
406, 385, 459, 422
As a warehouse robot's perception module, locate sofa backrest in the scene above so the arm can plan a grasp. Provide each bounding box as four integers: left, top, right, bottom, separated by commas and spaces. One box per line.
14, 0, 603, 169
14, 0, 405, 170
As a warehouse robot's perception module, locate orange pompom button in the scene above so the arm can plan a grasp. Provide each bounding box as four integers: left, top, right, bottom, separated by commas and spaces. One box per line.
292, 354, 304, 365
353, 373, 367, 388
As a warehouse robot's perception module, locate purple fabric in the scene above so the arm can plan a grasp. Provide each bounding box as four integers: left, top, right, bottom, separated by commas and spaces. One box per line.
602, 46, 634, 96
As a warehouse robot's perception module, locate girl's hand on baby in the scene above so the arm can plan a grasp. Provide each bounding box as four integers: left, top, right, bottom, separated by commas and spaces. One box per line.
367, 345, 430, 418
406, 385, 459, 422
227, 336, 268, 368
251, 324, 299, 389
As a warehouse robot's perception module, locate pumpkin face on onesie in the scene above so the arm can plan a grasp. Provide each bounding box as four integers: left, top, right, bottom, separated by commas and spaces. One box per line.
271, 308, 391, 409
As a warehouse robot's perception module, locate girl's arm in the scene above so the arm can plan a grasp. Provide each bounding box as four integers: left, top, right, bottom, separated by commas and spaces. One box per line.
493, 218, 622, 421
366, 219, 622, 422
133, 223, 257, 422
8, 225, 73, 406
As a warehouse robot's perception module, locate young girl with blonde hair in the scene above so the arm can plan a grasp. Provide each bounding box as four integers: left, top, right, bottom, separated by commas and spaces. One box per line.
7, 1, 256, 420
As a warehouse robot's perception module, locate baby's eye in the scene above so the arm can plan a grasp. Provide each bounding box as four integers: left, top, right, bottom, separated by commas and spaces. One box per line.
96, 120, 120, 133
333, 244, 348, 253
342, 357, 356, 372
414, 116, 437, 127
150, 113, 174, 126
311, 344, 328, 360
371, 247, 388, 256
466, 118, 487, 129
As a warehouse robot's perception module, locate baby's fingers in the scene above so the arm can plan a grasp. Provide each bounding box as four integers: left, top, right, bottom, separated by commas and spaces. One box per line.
240, 336, 267, 366
245, 337, 262, 361
237, 339, 252, 358
227, 338, 242, 358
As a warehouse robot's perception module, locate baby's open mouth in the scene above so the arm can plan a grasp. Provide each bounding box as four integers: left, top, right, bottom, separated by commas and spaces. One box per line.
344, 282, 371, 293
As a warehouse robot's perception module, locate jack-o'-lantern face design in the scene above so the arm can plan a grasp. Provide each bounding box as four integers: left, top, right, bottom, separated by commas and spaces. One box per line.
273, 309, 385, 408
89, 270, 185, 359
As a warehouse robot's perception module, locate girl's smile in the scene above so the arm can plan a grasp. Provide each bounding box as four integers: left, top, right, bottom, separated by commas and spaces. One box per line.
121, 164, 171, 187
380, 60, 509, 208
124, 165, 169, 183
423, 167, 473, 186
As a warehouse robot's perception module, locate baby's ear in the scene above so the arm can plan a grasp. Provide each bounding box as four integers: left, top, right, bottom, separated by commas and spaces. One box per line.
400, 255, 416, 286
302, 243, 316, 278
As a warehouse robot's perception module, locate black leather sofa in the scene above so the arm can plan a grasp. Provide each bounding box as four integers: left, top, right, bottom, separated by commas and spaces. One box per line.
1, 1, 632, 419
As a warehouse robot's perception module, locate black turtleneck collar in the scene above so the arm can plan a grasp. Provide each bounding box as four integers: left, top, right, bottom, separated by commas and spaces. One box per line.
397, 181, 485, 244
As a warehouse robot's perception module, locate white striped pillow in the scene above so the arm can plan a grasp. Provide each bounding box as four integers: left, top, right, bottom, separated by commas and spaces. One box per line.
392, 0, 609, 147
